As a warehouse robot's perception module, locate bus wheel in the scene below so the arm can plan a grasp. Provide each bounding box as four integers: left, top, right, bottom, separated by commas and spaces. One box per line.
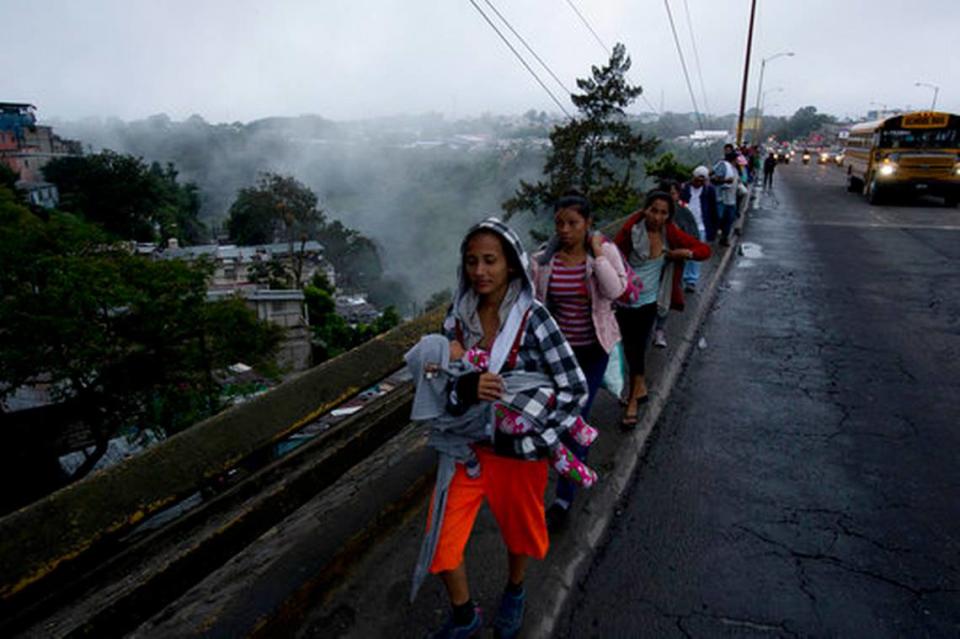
946, 195, 959, 208
867, 179, 884, 205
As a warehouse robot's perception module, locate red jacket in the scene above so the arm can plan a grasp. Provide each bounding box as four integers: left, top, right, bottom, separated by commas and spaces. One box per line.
613, 212, 712, 311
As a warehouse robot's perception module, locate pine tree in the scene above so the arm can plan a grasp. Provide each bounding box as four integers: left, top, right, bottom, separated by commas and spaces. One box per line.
503, 43, 660, 222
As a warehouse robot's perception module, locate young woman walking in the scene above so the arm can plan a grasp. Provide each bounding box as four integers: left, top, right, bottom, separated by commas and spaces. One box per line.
425, 218, 588, 639
530, 190, 626, 529
613, 191, 711, 428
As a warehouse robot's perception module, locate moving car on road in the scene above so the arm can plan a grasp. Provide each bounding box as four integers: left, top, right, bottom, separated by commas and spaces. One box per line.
844, 111, 960, 206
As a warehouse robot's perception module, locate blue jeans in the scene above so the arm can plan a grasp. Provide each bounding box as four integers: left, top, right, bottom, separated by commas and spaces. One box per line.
683, 227, 703, 286
555, 342, 609, 506
718, 202, 737, 239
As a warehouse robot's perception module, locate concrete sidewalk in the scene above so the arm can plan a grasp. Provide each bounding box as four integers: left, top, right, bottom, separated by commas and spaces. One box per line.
291, 204, 751, 638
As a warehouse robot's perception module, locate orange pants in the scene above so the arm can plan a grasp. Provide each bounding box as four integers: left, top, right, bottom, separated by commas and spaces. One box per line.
429, 446, 549, 573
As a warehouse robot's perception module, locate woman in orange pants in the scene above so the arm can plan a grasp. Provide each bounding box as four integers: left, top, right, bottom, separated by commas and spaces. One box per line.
427, 218, 588, 639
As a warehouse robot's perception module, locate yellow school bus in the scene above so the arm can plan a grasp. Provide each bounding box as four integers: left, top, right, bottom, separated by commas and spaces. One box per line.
844, 111, 960, 206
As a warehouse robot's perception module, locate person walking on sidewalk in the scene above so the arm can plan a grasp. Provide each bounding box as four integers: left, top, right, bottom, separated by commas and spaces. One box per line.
763, 151, 777, 190
712, 144, 740, 246
681, 166, 718, 285
651, 180, 698, 349
613, 191, 711, 428
426, 218, 588, 639
530, 190, 627, 531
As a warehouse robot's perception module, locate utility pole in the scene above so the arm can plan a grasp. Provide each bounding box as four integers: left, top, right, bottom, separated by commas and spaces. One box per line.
735, 0, 759, 146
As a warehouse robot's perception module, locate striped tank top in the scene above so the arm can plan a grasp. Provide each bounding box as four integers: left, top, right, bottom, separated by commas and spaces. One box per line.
548, 257, 596, 347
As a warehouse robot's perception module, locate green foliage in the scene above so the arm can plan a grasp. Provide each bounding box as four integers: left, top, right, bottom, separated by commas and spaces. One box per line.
319, 219, 383, 293
644, 152, 696, 184
503, 43, 659, 222
305, 280, 400, 364
226, 173, 326, 287
226, 173, 392, 295
42, 150, 206, 244
0, 163, 18, 190
773, 106, 837, 142
227, 173, 323, 245
248, 258, 294, 290
0, 187, 280, 477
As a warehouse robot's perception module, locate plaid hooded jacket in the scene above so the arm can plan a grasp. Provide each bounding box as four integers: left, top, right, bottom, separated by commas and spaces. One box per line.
443, 218, 588, 460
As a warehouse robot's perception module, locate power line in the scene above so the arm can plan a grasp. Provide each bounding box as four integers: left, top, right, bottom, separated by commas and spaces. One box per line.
482, 0, 571, 95
561, 0, 660, 115
664, 0, 714, 166
466, 0, 572, 118
663, 0, 705, 132
563, 0, 610, 55
681, 0, 711, 117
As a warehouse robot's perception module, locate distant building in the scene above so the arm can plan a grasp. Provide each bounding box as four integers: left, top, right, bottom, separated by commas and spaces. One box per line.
678, 129, 732, 147
160, 239, 331, 290
335, 294, 380, 325
207, 288, 311, 372
16, 180, 59, 209
0, 102, 81, 203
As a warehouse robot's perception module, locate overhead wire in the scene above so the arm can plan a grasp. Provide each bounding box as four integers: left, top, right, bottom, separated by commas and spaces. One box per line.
663, 0, 705, 131
681, 0, 712, 117
562, 0, 660, 115
466, 0, 572, 118
561, 0, 716, 170
482, 0, 571, 96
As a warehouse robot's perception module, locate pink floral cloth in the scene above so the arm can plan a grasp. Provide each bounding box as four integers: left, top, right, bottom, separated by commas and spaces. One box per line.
462, 345, 598, 488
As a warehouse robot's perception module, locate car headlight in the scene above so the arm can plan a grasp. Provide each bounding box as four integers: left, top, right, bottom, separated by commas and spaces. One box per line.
954, 165, 960, 176
820, 153, 828, 160
879, 164, 896, 176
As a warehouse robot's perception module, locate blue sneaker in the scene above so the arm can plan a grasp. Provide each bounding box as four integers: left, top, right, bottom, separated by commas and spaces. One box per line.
428, 605, 483, 639
493, 588, 525, 639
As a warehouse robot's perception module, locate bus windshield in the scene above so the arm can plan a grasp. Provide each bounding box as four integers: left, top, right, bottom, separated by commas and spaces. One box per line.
879, 128, 958, 149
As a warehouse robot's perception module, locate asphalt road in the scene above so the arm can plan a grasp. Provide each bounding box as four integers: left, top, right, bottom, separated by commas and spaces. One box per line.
559, 162, 960, 638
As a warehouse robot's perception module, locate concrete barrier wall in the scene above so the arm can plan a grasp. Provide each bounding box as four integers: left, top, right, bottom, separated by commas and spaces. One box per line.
0, 306, 446, 607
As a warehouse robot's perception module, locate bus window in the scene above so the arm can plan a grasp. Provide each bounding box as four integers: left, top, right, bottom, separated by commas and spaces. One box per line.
880, 128, 958, 149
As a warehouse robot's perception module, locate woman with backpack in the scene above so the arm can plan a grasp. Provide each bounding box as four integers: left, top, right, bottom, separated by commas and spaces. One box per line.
530, 190, 627, 530
613, 191, 711, 428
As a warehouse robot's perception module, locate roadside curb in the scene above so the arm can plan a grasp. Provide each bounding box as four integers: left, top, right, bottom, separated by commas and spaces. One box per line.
530, 189, 753, 637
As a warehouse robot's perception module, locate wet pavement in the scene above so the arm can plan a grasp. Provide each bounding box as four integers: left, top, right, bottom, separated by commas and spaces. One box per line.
559, 163, 960, 637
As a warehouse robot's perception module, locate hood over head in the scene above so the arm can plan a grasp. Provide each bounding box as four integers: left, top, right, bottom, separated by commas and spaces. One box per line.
447, 218, 534, 370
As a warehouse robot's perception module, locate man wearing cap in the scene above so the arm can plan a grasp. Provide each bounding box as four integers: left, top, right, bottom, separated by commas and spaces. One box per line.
680, 166, 718, 292
712, 145, 740, 246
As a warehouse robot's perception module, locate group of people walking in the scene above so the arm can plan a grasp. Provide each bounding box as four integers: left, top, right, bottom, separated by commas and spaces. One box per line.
409, 157, 748, 638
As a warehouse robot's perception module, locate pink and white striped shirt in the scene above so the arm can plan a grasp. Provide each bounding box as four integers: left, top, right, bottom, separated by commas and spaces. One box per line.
548, 257, 596, 347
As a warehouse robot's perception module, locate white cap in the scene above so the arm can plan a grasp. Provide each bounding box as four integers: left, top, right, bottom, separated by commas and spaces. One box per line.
693, 165, 709, 178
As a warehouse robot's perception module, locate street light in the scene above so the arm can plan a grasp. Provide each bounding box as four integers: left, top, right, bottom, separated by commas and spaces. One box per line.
914, 82, 940, 110
753, 52, 794, 144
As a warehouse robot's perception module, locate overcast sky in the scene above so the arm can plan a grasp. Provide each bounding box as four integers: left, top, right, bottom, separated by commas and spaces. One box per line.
8, 0, 958, 123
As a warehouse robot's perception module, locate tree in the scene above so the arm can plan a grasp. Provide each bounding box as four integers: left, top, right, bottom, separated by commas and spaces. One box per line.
0, 163, 17, 190
644, 152, 695, 184
42, 150, 206, 243
503, 43, 660, 222
0, 187, 281, 487
775, 106, 837, 142
227, 173, 326, 287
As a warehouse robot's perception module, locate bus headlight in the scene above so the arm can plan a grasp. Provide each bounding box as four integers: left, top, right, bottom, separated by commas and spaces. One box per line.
879, 164, 896, 177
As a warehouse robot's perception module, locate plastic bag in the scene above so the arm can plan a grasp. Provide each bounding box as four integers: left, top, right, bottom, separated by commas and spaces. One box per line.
601, 341, 626, 398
